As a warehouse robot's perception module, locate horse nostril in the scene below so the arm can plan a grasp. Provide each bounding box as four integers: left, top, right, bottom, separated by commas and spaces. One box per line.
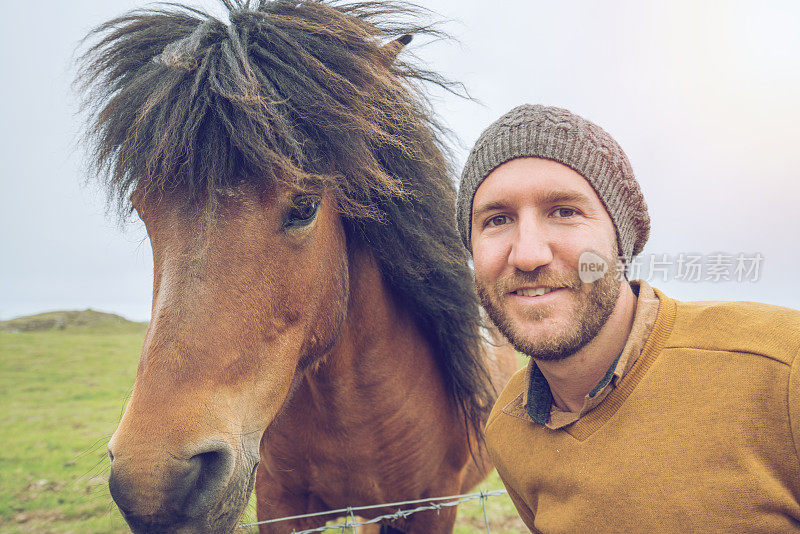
182, 444, 235, 518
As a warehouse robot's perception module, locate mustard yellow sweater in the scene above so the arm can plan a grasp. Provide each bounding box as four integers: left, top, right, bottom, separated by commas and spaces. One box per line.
485, 289, 800, 533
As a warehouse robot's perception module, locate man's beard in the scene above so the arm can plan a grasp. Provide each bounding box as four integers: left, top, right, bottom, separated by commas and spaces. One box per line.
476, 264, 620, 361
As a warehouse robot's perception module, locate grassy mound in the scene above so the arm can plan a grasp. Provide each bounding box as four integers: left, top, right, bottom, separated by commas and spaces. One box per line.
0, 310, 147, 334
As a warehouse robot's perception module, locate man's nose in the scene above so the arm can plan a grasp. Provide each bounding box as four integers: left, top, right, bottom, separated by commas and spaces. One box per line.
508, 217, 553, 272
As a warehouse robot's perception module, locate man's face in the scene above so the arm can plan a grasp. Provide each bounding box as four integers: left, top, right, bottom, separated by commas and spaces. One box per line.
471, 157, 622, 361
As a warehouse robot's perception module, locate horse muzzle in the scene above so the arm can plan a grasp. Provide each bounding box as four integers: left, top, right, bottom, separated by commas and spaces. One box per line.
108, 438, 254, 533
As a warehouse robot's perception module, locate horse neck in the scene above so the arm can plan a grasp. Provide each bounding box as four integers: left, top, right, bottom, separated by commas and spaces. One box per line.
300, 246, 443, 414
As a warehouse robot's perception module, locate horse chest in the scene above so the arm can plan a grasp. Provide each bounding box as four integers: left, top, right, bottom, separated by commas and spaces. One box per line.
265, 399, 452, 502
302, 436, 438, 509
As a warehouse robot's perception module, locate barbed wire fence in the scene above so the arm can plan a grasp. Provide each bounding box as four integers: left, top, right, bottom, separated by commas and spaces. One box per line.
239, 489, 507, 533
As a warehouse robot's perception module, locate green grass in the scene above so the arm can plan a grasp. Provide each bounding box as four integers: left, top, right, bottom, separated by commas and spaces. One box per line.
0, 312, 525, 533
0, 325, 144, 533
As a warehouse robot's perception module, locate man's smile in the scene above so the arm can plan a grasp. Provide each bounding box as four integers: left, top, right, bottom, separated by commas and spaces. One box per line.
511, 286, 561, 297
506, 287, 570, 310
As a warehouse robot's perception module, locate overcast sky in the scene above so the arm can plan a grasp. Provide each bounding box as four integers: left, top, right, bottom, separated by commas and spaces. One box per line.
1, 0, 798, 322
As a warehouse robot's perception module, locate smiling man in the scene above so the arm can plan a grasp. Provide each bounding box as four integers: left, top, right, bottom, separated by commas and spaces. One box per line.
457, 104, 800, 532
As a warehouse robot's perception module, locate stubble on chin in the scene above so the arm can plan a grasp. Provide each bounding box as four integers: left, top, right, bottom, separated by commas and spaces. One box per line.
476, 268, 620, 362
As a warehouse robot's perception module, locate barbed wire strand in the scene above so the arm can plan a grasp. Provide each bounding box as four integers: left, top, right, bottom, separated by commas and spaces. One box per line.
238, 489, 507, 532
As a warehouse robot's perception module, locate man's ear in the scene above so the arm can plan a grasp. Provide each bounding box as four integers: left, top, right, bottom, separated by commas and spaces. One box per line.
379, 34, 412, 66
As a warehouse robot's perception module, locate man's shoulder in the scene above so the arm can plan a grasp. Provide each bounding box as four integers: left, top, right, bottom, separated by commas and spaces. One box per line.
658, 290, 800, 366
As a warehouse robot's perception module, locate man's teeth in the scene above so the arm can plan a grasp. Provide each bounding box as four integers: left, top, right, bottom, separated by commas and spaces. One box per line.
516, 287, 556, 297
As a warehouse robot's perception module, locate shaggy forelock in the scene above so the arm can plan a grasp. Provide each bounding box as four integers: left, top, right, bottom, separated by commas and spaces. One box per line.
78, 0, 452, 219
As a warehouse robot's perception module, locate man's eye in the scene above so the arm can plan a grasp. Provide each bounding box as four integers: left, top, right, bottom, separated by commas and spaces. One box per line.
487, 215, 509, 227
553, 207, 577, 218
283, 196, 321, 229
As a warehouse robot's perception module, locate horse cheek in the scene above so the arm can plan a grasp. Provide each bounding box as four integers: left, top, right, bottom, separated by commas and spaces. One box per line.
296, 207, 349, 368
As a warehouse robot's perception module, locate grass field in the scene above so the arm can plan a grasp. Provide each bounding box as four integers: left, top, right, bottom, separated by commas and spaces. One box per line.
0, 311, 526, 533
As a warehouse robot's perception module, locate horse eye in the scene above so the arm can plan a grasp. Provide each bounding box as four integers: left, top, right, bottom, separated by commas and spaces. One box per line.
283, 196, 321, 229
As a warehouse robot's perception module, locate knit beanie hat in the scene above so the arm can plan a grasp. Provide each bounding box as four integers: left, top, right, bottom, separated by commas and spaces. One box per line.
457, 104, 650, 268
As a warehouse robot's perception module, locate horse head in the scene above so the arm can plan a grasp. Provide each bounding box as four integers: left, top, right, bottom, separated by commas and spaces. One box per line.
108, 183, 348, 531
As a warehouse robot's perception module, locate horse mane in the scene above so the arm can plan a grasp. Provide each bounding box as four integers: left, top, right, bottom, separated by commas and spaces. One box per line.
77, 0, 495, 440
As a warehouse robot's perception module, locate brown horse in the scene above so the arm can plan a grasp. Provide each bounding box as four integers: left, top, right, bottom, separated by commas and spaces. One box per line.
77, 1, 516, 532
